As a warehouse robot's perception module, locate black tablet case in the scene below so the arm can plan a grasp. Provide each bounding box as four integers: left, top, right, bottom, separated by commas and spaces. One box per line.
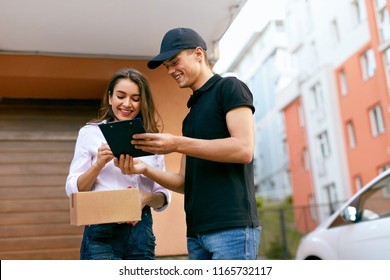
98, 118, 153, 158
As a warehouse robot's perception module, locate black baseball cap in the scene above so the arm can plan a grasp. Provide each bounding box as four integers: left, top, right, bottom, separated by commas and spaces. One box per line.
147, 27, 207, 69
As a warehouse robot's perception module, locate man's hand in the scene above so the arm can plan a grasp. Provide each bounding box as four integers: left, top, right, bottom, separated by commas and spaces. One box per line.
132, 133, 178, 154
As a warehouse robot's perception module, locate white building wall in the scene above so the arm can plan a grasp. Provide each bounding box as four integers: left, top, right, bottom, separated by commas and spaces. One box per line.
299, 69, 350, 219
224, 21, 293, 201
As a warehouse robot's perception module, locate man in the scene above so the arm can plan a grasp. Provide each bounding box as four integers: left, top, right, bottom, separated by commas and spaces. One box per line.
116, 27, 260, 260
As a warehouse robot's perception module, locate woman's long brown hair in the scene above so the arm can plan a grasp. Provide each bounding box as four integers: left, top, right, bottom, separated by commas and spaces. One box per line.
90, 68, 163, 133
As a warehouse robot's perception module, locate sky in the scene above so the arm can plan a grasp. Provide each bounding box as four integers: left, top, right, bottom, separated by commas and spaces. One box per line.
213, 0, 286, 73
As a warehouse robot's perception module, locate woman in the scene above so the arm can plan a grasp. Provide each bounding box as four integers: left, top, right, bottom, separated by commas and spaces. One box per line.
66, 68, 171, 260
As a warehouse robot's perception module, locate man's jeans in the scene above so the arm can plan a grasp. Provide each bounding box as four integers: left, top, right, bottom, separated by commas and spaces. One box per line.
187, 226, 261, 260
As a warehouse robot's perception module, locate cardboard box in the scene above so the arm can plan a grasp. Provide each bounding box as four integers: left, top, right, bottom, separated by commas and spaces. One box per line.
70, 188, 141, 226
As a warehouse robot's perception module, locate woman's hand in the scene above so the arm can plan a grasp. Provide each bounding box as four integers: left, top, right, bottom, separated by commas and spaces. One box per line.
76, 144, 114, 192
95, 143, 114, 168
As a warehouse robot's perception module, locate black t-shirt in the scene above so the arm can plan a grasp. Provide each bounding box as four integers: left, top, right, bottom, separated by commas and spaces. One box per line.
182, 74, 260, 237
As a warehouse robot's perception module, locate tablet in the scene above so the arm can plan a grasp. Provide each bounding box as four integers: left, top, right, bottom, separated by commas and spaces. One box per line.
98, 118, 153, 158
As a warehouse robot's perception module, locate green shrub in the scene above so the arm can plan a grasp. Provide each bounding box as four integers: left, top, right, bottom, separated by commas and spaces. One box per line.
256, 197, 263, 209
258, 200, 304, 259
265, 240, 286, 259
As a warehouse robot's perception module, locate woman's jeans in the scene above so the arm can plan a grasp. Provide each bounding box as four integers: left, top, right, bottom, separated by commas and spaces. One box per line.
80, 207, 155, 260
187, 226, 261, 260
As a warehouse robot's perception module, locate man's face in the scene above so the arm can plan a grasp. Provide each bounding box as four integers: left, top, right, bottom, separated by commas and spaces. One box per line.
163, 49, 200, 90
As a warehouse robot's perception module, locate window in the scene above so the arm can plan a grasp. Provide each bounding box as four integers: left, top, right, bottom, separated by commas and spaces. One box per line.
331, 19, 340, 43
369, 104, 385, 136
303, 0, 313, 34
298, 103, 305, 127
376, 0, 387, 9
311, 82, 325, 122
339, 70, 348, 96
282, 138, 288, 161
361, 49, 376, 80
310, 40, 318, 68
311, 82, 323, 109
324, 183, 338, 215
347, 121, 357, 148
377, 4, 390, 42
286, 11, 299, 47
384, 47, 390, 87
303, 147, 310, 171
318, 131, 331, 159
352, 0, 367, 24
275, 20, 285, 32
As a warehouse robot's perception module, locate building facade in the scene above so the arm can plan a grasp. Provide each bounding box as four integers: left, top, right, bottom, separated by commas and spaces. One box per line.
280, 0, 390, 229
0, 55, 188, 259
216, 0, 390, 232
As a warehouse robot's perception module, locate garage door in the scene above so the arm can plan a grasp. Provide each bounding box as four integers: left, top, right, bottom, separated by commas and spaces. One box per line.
0, 98, 99, 259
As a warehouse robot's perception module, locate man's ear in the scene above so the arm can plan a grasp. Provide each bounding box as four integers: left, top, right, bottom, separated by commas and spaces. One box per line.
194, 47, 203, 61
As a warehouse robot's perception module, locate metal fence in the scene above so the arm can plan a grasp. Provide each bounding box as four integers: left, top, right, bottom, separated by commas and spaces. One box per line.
257, 201, 346, 260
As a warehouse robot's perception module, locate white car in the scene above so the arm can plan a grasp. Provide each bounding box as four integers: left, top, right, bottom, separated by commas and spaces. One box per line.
296, 169, 390, 260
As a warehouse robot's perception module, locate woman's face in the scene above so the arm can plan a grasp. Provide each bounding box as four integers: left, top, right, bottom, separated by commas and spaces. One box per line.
109, 79, 141, 121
